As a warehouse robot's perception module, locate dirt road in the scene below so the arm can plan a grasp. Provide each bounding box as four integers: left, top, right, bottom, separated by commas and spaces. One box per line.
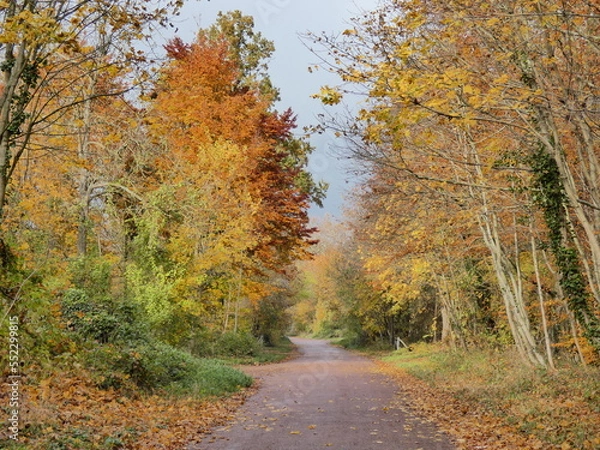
188, 338, 455, 450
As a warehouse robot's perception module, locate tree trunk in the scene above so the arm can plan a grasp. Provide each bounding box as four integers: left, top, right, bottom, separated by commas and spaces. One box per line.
530, 222, 555, 370
0, 16, 29, 223
478, 201, 547, 367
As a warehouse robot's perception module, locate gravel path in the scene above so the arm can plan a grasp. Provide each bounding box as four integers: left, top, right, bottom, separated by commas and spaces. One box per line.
188, 337, 456, 450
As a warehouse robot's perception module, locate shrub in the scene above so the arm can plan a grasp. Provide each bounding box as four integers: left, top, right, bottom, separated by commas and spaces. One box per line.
188, 331, 261, 358
131, 342, 195, 389
214, 332, 259, 357
338, 331, 367, 349
188, 330, 216, 358
61, 288, 147, 344
86, 340, 252, 395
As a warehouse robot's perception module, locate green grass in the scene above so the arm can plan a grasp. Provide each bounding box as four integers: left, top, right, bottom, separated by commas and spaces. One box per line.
382, 343, 443, 374
166, 336, 296, 397
167, 358, 253, 398
0, 443, 29, 450
210, 335, 297, 365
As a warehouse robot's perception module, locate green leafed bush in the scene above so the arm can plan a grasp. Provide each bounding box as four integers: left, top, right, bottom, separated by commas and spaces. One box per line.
86, 340, 252, 395
189, 331, 260, 358
214, 332, 259, 357
61, 288, 147, 344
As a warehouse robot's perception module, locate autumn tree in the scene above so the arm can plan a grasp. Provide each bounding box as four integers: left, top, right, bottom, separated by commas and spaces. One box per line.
309, 0, 600, 363
132, 12, 324, 342
192, 11, 324, 269
0, 0, 183, 226
198, 10, 279, 99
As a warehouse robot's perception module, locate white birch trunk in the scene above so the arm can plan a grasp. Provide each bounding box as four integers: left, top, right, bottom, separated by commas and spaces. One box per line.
477, 195, 547, 367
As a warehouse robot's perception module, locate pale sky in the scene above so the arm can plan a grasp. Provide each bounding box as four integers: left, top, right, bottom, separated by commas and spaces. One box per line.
160, 0, 380, 218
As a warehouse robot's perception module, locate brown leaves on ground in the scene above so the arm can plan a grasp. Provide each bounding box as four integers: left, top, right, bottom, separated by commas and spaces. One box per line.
376, 361, 552, 450
10, 371, 256, 449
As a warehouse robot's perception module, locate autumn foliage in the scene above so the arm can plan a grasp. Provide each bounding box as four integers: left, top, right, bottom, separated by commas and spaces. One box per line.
308, 0, 600, 368
0, 7, 321, 449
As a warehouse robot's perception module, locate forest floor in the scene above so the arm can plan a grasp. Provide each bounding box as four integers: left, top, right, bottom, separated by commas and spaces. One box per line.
373, 343, 600, 450
1, 364, 260, 450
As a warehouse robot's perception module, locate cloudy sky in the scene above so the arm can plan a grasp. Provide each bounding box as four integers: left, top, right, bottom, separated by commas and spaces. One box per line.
162, 0, 380, 218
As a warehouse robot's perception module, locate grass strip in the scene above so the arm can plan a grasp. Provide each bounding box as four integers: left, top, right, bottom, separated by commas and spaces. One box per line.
376, 343, 600, 450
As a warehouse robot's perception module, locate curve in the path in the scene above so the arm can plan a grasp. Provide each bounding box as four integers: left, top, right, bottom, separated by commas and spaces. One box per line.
188, 337, 455, 450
